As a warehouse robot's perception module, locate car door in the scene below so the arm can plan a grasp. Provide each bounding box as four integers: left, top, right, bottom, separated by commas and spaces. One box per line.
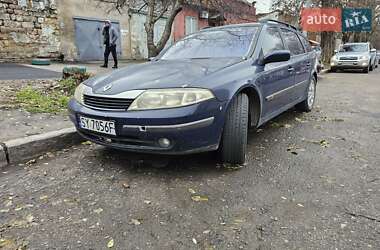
256, 26, 295, 118
280, 28, 311, 102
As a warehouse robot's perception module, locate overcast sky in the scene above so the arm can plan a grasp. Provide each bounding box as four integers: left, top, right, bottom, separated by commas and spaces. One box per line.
254, 0, 273, 14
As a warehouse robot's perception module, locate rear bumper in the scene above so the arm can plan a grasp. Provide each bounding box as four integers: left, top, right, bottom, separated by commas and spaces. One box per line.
68, 98, 227, 155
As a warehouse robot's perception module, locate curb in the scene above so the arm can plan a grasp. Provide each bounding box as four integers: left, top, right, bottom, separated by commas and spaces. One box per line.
0, 127, 84, 168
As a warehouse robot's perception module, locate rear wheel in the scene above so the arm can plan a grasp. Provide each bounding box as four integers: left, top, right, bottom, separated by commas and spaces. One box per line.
296, 77, 316, 112
220, 93, 249, 165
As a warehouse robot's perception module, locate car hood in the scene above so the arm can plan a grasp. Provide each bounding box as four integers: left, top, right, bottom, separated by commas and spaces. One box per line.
86, 58, 243, 95
336, 51, 369, 58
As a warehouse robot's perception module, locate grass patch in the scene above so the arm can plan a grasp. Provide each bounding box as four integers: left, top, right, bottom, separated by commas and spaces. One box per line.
16, 73, 90, 113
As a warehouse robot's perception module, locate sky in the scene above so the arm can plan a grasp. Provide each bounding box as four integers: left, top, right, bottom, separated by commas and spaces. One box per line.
254, 0, 273, 14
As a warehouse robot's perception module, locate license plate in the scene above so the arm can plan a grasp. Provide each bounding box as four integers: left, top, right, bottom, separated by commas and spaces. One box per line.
79, 116, 116, 135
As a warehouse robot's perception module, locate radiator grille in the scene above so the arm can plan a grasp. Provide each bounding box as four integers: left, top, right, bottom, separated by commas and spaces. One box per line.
83, 94, 134, 110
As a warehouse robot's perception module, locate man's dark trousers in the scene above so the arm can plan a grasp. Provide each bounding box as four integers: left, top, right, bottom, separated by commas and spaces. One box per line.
104, 44, 118, 67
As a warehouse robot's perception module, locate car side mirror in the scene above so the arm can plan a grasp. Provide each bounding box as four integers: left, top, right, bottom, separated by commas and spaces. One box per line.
334, 49, 338, 54
263, 50, 291, 65
370, 49, 376, 53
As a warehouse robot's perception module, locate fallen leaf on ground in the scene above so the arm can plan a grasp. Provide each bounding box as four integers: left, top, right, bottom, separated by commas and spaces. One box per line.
144, 200, 151, 205
107, 239, 114, 248
188, 188, 196, 194
122, 183, 130, 189
82, 141, 92, 145
191, 195, 209, 202
26, 159, 37, 165
130, 219, 142, 225
192, 238, 197, 244
26, 214, 34, 223
93, 208, 103, 214
39, 195, 48, 200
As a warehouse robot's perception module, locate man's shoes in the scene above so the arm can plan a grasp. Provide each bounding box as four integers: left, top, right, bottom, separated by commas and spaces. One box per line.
100, 65, 108, 68
112, 65, 118, 69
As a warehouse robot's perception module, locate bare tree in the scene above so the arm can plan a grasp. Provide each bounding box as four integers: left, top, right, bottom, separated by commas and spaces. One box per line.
98, 0, 249, 57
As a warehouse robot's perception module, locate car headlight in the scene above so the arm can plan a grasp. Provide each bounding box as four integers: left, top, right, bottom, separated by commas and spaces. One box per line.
359, 55, 369, 60
74, 83, 85, 105
128, 88, 215, 111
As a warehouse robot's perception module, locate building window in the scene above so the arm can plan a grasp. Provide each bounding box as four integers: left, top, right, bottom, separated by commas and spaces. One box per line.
185, 16, 198, 35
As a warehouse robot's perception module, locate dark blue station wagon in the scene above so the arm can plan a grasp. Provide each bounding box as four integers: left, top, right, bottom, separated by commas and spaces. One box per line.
68, 20, 317, 165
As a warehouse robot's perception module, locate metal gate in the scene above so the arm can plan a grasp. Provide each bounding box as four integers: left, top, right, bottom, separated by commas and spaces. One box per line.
74, 17, 122, 61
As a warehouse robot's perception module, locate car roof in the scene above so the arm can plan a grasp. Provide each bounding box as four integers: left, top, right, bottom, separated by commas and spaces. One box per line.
343, 43, 369, 45
201, 20, 301, 34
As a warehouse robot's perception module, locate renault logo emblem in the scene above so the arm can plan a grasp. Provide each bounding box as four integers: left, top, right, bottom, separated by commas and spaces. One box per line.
103, 84, 112, 92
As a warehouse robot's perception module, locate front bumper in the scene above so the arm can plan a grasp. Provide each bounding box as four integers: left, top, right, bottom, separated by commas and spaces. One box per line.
68, 98, 227, 155
331, 60, 369, 69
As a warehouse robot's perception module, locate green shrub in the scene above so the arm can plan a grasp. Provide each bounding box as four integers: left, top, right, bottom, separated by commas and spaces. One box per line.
15, 73, 92, 113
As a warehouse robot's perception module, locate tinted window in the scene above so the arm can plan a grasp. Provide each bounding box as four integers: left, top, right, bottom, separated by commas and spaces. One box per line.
261, 27, 285, 56
161, 27, 258, 59
281, 29, 305, 55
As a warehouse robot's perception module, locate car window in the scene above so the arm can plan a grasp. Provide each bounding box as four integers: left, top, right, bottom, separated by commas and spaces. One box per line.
161, 26, 259, 60
340, 44, 368, 52
299, 35, 312, 52
281, 29, 305, 56
261, 27, 285, 56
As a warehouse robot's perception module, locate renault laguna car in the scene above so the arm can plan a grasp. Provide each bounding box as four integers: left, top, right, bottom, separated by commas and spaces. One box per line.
69, 20, 317, 164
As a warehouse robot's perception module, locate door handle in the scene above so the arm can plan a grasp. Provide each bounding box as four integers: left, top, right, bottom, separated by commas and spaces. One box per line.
288, 67, 295, 72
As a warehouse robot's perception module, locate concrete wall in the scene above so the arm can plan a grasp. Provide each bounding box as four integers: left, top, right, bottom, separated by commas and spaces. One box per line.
57, 0, 132, 61
0, 0, 60, 61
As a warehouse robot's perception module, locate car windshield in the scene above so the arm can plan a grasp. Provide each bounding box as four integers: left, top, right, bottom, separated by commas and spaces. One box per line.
340, 44, 368, 52
160, 26, 258, 60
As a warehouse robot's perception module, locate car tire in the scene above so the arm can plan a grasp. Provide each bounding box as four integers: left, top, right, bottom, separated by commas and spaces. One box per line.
330, 67, 337, 73
363, 66, 369, 73
220, 93, 249, 165
369, 64, 373, 71
296, 77, 316, 112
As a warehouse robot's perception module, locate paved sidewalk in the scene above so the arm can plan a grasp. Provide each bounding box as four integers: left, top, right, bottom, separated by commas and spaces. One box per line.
24, 60, 146, 76
0, 109, 72, 142
0, 64, 61, 80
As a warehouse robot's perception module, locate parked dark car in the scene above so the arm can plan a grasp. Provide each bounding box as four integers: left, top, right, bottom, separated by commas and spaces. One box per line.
68, 20, 317, 164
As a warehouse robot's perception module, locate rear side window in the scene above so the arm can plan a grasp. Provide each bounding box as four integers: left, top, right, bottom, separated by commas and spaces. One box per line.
281, 29, 305, 55
299, 35, 312, 52
261, 27, 285, 56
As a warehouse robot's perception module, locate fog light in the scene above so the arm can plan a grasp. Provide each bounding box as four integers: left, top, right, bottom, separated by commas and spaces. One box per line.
362, 62, 368, 66
158, 138, 171, 148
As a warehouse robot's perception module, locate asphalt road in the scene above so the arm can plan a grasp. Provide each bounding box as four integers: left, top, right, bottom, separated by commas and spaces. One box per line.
0, 64, 61, 80
1, 70, 379, 250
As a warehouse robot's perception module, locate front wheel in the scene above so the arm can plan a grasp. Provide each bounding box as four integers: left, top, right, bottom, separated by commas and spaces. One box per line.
296, 77, 316, 112
219, 93, 249, 165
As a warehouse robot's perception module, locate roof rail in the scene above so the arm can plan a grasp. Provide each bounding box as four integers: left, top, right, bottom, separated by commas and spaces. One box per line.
259, 19, 298, 31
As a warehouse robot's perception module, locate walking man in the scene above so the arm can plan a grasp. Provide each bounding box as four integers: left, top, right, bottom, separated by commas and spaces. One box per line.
101, 20, 118, 69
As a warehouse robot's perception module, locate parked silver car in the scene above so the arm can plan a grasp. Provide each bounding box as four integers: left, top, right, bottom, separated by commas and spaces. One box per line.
330, 42, 377, 73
